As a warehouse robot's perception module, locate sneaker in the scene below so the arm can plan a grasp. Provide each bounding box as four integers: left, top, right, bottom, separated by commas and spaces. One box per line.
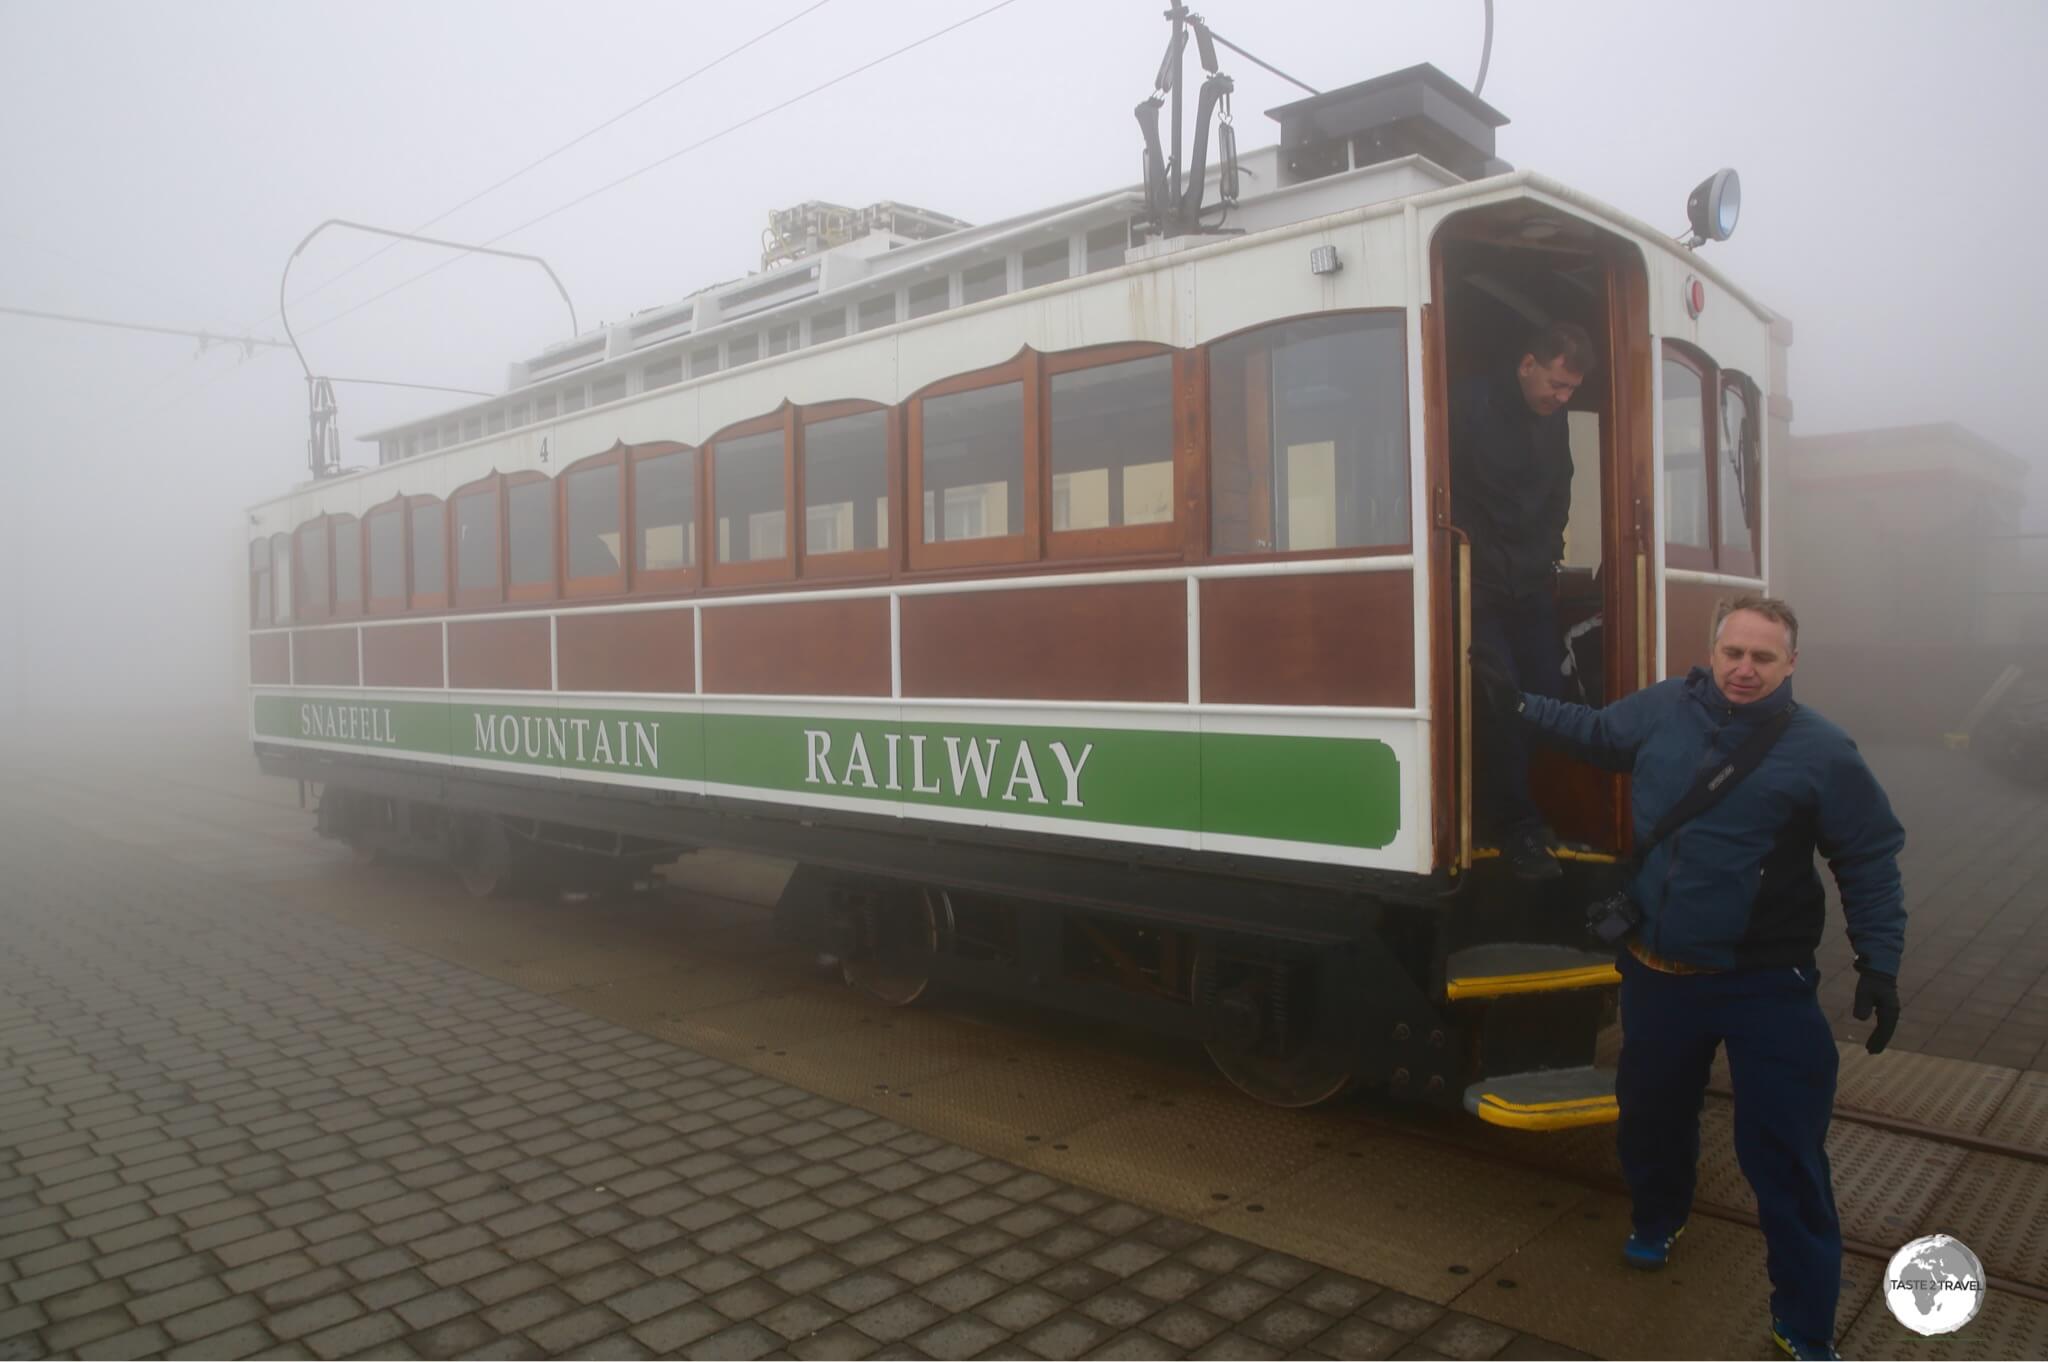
1505, 822, 1563, 882
1622, 1223, 1684, 1270
1770, 1318, 1840, 1360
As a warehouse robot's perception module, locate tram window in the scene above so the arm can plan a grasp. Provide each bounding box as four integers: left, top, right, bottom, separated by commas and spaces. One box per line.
565, 463, 623, 581
298, 520, 329, 620
1662, 356, 1710, 553
271, 533, 293, 625
1022, 240, 1070, 290
463, 416, 483, 442
858, 295, 896, 333
962, 260, 1007, 305
250, 538, 271, 627
455, 485, 500, 599
921, 382, 1023, 543
1209, 313, 1409, 556
505, 402, 528, 429
410, 500, 446, 606
419, 429, 439, 454
635, 449, 697, 572
560, 386, 587, 415
715, 430, 787, 563
507, 479, 553, 591
804, 410, 889, 559
810, 308, 846, 345
333, 514, 361, 613
643, 357, 682, 390
592, 373, 626, 406
404, 433, 418, 458
535, 393, 557, 421
765, 325, 795, 357
907, 278, 948, 320
442, 424, 459, 449
728, 334, 758, 367
1720, 376, 1758, 570
1085, 223, 1128, 273
1049, 354, 1173, 532
368, 508, 404, 606
690, 346, 721, 378
485, 408, 505, 435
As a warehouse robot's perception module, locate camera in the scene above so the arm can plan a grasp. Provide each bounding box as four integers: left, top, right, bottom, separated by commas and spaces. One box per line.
1585, 891, 1642, 947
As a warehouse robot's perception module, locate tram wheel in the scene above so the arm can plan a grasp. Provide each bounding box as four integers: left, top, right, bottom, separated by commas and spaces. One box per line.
841, 886, 952, 1007
452, 815, 514, 900
1191, 953, 1356, 1108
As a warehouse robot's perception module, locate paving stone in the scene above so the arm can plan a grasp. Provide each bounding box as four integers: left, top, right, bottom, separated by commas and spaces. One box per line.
268, 1292, 367, 1341
1189, 1330, 1283, 1360
604, 1277, 703, 1324
528, 1304, 626, 1353
410, 1313, 499, 1358
1415, 1313, 1517, 1361
161, 1292, 265, 1344
768, 1254, 852, 1296
686, 1321, 784, 1361
305, 1309, 406, 1359
479, 1286, 574, 1335
1361, 1291, 1444, 1335
1292, 1271, 1381, 1318
629, 1302, 728, 1353
1075, 1288, 1157, 1332
1189, 1276, 1278, 1323
978, 1284, 1065, 1332
759, 1295, 842, 1342
43, 1307, 140, 1352
395, 1286, 479, 1332
74, 1323, 175, 1360
166, 1320, 278, 1360
1021, 1312, 1114, 1361
358, 1267, 438, 1310
1313, 1317, 1407, 1361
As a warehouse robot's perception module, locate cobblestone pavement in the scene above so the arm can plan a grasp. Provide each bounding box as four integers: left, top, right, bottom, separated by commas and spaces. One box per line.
0, 799, 1580, 1361
1813, 743, 2048, 1071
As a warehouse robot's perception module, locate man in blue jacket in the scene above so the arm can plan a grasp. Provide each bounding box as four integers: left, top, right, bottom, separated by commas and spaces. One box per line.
1478, 595, 1904, 1361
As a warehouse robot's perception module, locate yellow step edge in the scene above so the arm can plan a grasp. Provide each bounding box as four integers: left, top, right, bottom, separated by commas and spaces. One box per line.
1445, 962, 1622, 1001
1469, 846, 1621, 864
1470, 1089, 1620, 1131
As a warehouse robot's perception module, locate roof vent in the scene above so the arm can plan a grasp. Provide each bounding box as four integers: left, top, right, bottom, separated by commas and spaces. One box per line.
1265, 62, 1508, 186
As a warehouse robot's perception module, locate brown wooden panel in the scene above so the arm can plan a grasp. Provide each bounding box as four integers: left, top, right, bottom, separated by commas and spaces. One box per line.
902, 582, 1186, 702
250, 633, 289, 685
703, 597, 889, 697
448, 617, 551, 691
1665, 578, 1734, 679
292, 629, 359, 687
558, 610, 695, 694
361, 621, 444, 689
1202, 570, 1415, 707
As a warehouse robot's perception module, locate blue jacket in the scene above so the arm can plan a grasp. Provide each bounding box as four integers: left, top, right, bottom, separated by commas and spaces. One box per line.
1520, 669, 1906, 975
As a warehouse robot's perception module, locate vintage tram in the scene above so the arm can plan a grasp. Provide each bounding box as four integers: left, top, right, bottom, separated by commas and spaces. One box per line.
244, 59, 1783, 1127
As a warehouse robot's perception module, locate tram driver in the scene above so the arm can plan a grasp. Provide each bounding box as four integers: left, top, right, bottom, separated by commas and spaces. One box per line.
1450, 319, 1594, 879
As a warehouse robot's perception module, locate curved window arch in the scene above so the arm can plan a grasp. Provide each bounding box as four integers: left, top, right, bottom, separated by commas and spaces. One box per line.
408, 495, 448, 611
331, 513, 361, 617
1208, 311, 1410, 559
451, 473, 503, 608
295, 518, 330, 623
907, 352, 1039, 572
631, 441, 701, 595
707, 409, 795, 589
798, 401, 893, 580
560, 447, 628, 598
365, 495, 409, 616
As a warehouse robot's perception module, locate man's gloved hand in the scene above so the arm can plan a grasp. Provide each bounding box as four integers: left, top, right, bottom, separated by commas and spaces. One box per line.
1469, 645, 1525, 725
1853, 959, 1900, 1055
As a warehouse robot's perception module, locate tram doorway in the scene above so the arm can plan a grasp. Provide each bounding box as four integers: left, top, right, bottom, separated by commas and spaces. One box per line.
1431, 210, 1654, 857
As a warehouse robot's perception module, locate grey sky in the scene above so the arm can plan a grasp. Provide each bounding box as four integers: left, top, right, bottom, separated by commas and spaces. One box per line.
1, 0, 2042, 719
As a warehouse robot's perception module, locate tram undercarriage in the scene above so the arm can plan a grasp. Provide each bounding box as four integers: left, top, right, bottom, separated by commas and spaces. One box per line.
274, 746, 1617, 1119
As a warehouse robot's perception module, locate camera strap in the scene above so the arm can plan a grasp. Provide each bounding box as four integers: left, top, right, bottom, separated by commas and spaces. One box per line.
1628, 704, 1796, 873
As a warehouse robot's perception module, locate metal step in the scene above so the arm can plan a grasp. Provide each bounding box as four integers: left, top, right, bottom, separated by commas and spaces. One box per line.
1464, 1065, 1618, 1131
1444, 943, 1621, 1001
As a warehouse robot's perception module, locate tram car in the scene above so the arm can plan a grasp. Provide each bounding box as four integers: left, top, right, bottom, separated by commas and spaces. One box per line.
244, 56, 1783, 1128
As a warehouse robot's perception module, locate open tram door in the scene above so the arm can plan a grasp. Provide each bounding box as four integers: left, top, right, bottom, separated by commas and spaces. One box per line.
1426, 202, 1656, 870
1420, 201, 1656, 1127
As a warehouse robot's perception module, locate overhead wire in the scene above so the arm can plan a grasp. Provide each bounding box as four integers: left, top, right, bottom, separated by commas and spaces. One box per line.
294, 0, 1028, 344
136, 0, 1029, 419
130, 0, 840, 413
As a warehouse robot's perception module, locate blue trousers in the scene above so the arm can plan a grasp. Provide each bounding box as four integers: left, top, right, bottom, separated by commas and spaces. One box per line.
1472, 589, 1562, 834
1616, 952, 1842, 1342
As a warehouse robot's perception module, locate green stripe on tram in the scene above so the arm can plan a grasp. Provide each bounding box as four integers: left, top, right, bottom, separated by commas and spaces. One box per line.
252, 695, 1400, 850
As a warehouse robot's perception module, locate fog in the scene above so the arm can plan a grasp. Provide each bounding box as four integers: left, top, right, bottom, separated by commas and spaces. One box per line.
1, 0, 2042, 735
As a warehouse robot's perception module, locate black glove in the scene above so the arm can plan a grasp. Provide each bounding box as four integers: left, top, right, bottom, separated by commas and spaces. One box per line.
1468, 645, 1526, 725
1853, 960, 1899, 1055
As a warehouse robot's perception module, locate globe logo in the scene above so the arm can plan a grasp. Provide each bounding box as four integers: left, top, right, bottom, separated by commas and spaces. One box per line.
1883, 1234, 1986, 1336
